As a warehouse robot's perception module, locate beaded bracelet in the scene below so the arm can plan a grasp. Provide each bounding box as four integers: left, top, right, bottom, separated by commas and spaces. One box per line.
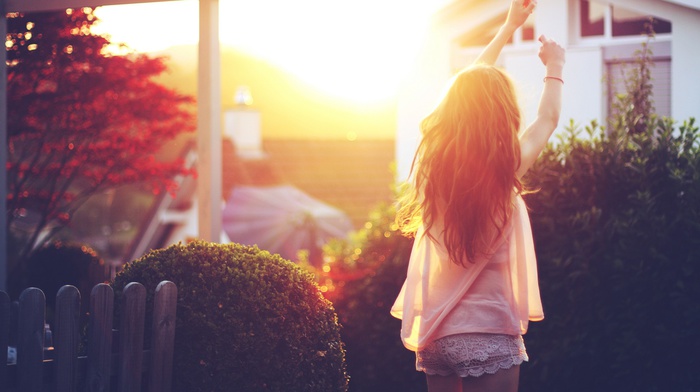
543, 76, 564, 84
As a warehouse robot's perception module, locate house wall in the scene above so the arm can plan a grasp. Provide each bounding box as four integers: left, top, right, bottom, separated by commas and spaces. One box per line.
504, 45, 605, 131
669, 10, 700, 121
395, 0, 700, 181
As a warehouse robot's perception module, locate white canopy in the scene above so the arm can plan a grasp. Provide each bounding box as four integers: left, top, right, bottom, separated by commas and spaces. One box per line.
223, 185, 353, 265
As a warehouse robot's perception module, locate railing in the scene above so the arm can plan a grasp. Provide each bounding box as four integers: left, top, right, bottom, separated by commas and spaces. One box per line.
0, 281, 177, 392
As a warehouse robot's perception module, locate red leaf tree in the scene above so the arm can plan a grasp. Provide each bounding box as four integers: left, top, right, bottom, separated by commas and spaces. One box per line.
6, 8, 195, 268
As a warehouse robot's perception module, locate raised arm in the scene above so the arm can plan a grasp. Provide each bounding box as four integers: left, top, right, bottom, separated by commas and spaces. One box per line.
516, 35, 566, 178
473, 0, 536, 66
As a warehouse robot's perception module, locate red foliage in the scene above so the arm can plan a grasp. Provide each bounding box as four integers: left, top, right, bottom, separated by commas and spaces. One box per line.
6, 8, 195, 259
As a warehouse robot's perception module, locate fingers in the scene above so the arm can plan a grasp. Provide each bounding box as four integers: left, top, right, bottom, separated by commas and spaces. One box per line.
507, 0, 536, 28
525, 0, 537, 13
538, 35, 563, 50
519, 0, 536, 12
537, 35, 566, 66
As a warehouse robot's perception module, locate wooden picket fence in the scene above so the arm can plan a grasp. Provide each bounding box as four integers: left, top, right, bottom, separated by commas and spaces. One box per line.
0, 281, 177, 392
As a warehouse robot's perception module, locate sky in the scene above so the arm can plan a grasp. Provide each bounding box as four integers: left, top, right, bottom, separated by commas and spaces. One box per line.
92, 0, 452, 104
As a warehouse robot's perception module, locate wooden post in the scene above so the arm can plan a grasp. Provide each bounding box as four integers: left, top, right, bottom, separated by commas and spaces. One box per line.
85, 284, 114, 392
0, 291, 9, 388
54, 285, 81, 392
118, 283, 146, 392
197, 0, 223, 243
17, 288, 45, 392
148, 281, 178, 392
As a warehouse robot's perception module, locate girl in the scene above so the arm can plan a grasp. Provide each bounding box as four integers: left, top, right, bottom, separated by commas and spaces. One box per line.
391, 1, 565, 391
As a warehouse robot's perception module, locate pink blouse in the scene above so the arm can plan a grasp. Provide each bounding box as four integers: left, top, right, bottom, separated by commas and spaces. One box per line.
390, 195, 543, 351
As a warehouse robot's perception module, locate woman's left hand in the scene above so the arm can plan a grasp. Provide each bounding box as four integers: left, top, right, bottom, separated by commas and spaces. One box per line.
506, 0, 536, 29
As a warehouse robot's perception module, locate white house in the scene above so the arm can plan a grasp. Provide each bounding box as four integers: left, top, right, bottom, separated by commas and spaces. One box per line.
396, 0, 700, 180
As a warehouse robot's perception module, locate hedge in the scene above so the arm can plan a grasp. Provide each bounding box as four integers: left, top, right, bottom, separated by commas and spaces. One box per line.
519, 118, 700, 392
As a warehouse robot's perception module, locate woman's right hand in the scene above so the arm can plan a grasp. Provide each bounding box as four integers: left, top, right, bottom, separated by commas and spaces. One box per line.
516, 34, 565, 178
537, 35, 566, 69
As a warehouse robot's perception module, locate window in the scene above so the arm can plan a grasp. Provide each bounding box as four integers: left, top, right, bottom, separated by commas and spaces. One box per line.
521, 16, 535, 41
580, 1, 672, 38
581, 0, 606, 37
612, 6, 671, 36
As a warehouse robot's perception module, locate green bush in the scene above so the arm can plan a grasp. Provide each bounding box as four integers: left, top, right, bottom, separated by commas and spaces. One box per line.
9, 241, 107, 320
520, 117, 700, 392
112, 240, 348, 392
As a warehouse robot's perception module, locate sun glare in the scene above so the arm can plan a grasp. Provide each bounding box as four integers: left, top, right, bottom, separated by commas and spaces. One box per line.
92, 0, 446, 104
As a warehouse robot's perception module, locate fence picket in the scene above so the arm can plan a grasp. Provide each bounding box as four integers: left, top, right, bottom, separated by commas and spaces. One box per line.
54, 285, 81, 392
0, 291, 9, 392
85, 284, 114, 392
17, 288, 45, 392
148, 281, 177, 392
118, 282, 146, 392
2, 281, 176, 392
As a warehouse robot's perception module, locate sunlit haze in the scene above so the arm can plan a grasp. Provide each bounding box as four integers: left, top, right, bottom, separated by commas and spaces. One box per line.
92, 0, 450, 104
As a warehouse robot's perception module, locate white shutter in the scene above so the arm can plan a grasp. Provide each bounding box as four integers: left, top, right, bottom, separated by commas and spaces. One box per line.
606, 58, 671, 119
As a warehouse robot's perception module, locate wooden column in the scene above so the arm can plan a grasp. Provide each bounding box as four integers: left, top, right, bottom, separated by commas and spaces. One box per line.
197, 0, 223, 242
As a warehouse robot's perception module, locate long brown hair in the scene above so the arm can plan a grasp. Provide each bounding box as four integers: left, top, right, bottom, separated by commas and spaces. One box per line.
397, 65, 523, 266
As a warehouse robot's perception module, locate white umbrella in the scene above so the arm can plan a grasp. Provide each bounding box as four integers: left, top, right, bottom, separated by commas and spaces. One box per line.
222, 185, 353, 265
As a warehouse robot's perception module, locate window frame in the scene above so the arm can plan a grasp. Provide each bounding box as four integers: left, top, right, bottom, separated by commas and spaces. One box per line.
573, 0, 673, 45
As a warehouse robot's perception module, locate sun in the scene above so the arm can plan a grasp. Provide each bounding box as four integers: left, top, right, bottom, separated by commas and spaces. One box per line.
221, 0, 440, 104
92, 0, 447, 104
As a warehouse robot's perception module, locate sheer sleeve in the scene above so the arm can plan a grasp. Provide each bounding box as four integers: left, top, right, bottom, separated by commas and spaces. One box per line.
508, 195, 544, 332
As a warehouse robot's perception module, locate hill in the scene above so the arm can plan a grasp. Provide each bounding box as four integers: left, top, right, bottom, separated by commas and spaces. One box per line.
153, 44, 397, 141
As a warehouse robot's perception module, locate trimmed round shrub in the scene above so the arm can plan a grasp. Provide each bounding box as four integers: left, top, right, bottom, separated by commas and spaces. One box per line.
112, 240, 348, 392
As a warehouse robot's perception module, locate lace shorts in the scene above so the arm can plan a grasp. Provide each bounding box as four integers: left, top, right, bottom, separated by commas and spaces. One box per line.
416, 333, 528, 378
